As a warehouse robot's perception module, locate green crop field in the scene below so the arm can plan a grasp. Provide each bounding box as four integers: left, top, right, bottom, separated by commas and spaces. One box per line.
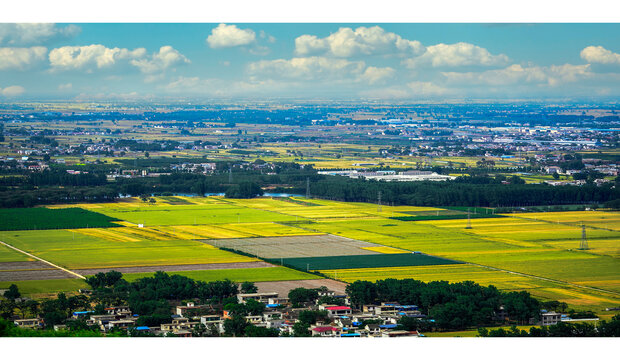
274, 253, 461, 270
122, 266, 321, 283
90, 203, 298, 226
390, 213, 504, 221
0, 208, 121, 231
0, 279, 86, 296
0, 229, 256, 269
0, 244, 32, 262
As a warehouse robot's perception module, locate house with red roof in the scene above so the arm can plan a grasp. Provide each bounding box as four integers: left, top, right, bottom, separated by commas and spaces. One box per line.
321, 305, 352, 317
311, 326, 342, 337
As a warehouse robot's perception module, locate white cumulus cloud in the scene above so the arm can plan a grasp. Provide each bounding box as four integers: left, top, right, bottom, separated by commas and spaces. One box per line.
207, 24, 256, 48
0, 85, 25, 97
295, 26, 424, 57
0, 46, 47, 70
442, 63, 592, 86
360, 66, 395, 84
248, 56, 366, 80
580, 46, 620, 65
130, 46, 190, 74
49, 44, 146, 72
248, 56, 395, 86
404, 42, 509, 68
0, 23, 80, 45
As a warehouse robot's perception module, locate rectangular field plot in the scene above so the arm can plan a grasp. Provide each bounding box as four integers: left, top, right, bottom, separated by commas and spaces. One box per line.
0, 207, 121, 231
274, 253, 462, 271
300, 218, 522, 258
215, 222, 321, 238
0, 229, 258, 269
0, 244, 32, 262
202, 234, 397, 258
508, 211, 620, 231
122, 266, 321, 283
89, 203, 298, 226
0, 279, 86, 296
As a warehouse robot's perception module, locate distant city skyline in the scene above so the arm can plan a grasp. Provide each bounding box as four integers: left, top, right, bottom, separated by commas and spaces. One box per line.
1, 23, 619, 101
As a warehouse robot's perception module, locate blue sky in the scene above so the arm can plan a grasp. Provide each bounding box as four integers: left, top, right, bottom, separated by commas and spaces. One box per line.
1, 23, 619, 101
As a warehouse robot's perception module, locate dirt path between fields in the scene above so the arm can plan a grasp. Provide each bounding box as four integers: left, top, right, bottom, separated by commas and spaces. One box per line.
0, 239, 85, 280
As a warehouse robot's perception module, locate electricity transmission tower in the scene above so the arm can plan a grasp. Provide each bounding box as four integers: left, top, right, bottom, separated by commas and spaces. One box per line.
579, 224, 589, 250
465, 208, 472, 229
306, 177, 310, 198
228, 167, 232, 183
377, 191, 382, 212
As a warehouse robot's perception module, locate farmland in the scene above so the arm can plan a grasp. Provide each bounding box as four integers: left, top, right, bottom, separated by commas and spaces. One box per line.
122, 267, 321, 283
202, 234, 395, 258
0, 229, 257, 269
0, 208, 121, 231
275, 253, 461, 271
0, 196, 618, 315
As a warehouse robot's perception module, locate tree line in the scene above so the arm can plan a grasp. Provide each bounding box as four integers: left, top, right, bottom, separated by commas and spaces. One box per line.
1, 164, 617, 208
345, 279, 542, 331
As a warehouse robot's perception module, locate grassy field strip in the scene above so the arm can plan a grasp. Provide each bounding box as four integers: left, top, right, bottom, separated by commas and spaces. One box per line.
507, 212, 620, 233
0, 239, 85, 279
0, 279, 86, 297
121, 266, 321, 283
468, 261, 620, 297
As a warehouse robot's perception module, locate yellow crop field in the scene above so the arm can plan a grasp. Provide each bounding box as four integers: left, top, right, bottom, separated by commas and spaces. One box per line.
70, 228, 141, 243
217, 222, 321, 237
361, 246, 409, 254
2, 229, 257, 269
509, 211, 620, 231
162, 225, 252, 239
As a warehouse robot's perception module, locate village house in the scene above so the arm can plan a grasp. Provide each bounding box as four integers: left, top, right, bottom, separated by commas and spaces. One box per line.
541, 311, 562, 326
237, 292, 279, 304
365, 324, 381, 336
107, 319, 136, 331
311, 326, 342, 337
267, 297, 289, 306
320, 305, 352, 318
200, 315, 224, 334
176, 302, 213, 317
13, 318, 43, 329
381, 330, 420, 338
160, 317, 199, 334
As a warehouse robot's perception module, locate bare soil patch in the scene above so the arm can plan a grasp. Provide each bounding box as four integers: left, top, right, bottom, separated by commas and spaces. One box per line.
254, 279, 348, 296
0, 269, 74, 281
0, 261, 54, 271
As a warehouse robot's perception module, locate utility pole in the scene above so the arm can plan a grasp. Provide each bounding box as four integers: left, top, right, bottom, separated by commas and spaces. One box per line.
378, 191, 382, 212
579, 224, 589, 250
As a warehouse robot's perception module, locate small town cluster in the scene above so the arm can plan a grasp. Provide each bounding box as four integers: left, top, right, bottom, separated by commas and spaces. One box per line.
8, 286, 592, 338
